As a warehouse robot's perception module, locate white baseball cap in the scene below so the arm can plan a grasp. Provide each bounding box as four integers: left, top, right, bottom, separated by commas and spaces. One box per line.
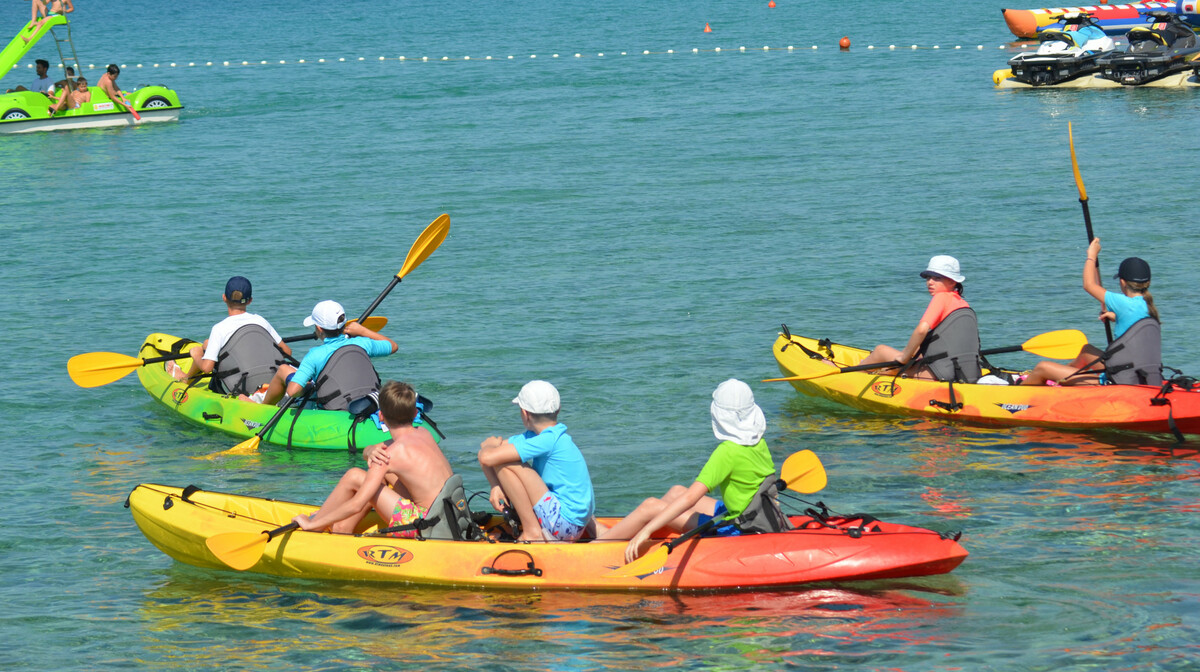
920, 255, 965, 283
303, 300, 347, 330
512, 380, 560, 414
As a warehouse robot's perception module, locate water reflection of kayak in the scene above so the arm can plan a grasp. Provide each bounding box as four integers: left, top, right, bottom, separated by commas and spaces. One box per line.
126, 483, 968, 591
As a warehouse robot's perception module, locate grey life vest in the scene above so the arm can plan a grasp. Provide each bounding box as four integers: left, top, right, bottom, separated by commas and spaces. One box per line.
917, 307, 982, 383
730, 474, 795, 534
311, 344, 380, 411
376, 473, 479, 541
1104, 317, 1163, 386
211, 324, 286, 395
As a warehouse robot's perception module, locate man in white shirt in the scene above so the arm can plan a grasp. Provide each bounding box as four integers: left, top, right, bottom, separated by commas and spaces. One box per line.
171, 277, 293, 394
6, 59, 52, 94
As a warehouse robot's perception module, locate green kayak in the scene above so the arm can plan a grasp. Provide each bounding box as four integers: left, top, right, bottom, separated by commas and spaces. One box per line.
135, 333, 437, 451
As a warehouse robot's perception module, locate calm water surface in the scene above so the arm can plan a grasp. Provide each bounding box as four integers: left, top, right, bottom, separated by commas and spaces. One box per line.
1, 1, 1198, 670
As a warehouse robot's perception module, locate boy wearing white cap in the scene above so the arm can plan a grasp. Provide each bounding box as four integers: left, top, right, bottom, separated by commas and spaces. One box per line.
260, 300, 397, 405
599, 379, 776, 562
478, 380, 596, 542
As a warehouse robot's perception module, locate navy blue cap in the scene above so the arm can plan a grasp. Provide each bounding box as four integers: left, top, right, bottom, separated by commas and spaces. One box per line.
1113, 257, 1151, 284
224, 276, 252, 304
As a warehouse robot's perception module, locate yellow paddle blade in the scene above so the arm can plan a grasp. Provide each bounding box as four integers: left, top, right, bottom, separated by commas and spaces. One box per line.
1068, 122, 1088, 202
196, 435, 262, 461
205, 531, 270, 571
603, 543, 670, 578
1022, 329, 1087, 360
397, 214, 450, 280
782, 450, 827, 494
358, 316, 387, 332
67, 352, 145, 388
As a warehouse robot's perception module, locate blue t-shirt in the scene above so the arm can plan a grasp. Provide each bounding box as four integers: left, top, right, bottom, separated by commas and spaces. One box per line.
291, 335, 393, 387
509, 423, 595, 526
1104, 291, 1151, 339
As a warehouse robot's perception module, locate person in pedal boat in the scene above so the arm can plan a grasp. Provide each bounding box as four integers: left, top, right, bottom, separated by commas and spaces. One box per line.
293, 381, 455, 537
478, 380, 597, 542
47, 77, 89, 116
97, 64, 135, 115
23, 0, 73, 43
1020, 239, 1160, 386
600, 379, 777, 563
259, 299, 397, 407
168, 276, 293, 393
851, 255, 982, 382
6, 59, 52, 93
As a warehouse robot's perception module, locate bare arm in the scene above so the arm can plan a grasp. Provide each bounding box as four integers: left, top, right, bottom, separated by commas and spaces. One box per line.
1082, 238, 1106, 304
898, 322, 933, 363
298, 462, 389, 531
276, 341, 293, 358
344, 320, 398, 354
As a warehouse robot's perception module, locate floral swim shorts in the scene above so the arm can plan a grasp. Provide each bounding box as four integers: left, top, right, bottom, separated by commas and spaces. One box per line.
387, 497, 430, 539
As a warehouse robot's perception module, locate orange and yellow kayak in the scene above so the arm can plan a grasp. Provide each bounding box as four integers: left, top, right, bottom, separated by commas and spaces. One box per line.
773, 333, 1200, 435
127, 484, 967, 592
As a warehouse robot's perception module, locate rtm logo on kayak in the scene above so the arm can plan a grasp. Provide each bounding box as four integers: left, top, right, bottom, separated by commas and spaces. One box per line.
171, 389, 189, 404
995, 403, 1032, 415
358, 545, 413, 566
872, 381, 901, 398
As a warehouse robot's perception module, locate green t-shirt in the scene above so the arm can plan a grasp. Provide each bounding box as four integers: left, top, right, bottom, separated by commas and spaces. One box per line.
694, 439, 776, 518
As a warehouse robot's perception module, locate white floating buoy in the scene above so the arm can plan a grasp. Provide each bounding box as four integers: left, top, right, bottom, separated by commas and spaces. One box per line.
87, 64, 93, 68
997, 45, 1005, 49
260, 60, 266, 64
379, 56, 385, 60
979, 45, 985, 50
933, 45, 940, 49
552, 54, 558, 58
422, 56, 428, 61
644, 50, 650, 54
954, 46, 961, 50
339, 57, 345, 61
811, 45, 818, 50
715, 47, 721, 52
693, 48, 699, 53
575, 53, 581, 58
485, 55, 492, 60
136, 64, 142, 68
242, 60, 248, 65
868, 45, 875, 49
442, 56, 448, 60
910, 45, 917, 49
223, 61, 229, 65
465, 56, 471, 60
358, 57, 364, 61
763, 46, 769, 51
206, 61, 212, 66
279, 60, 285, 64
299, 59, 306, 63
667, 49, 674, 54
889, 45, 896, 50
508, 55, 513, 59
170, 62, 177, 66
788, 45, 794, 51
399, 56, 405, 61
599, 52, 605, 56
739, 46, 745, 52
530, 54, 536, 58
318, 58, 325, 62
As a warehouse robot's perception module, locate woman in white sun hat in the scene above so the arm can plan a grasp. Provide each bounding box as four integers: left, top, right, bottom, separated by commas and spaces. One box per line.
853, 255, 982, 382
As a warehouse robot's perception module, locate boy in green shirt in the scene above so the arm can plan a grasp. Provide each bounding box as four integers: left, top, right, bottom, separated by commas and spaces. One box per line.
598, 379, 776, 562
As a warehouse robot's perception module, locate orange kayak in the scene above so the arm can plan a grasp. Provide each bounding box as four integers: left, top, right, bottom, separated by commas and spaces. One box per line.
127, 484, 968, 591
773, 333, 1200, 435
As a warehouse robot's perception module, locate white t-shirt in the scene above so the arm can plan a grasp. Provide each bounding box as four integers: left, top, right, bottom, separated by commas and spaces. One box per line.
32, 75, 53, 93
203, 313, 284, 362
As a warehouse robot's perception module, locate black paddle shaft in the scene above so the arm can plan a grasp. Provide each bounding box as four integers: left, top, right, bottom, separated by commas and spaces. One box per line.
1080, 196, 1114, 344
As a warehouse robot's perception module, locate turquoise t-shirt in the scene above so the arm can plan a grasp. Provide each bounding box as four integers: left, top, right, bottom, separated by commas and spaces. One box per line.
1104, 291, 1151, 339
694, 439, 776, 518
510, 423, 595, 526
291, 335, 393, 387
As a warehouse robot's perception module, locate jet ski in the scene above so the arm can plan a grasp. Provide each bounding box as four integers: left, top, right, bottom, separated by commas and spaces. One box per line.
1006, 12, 1116, 86
1097, 11, 1200, 85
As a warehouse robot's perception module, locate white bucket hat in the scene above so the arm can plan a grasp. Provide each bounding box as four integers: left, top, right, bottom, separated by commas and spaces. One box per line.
512, 380, 561, 414
710, 379, 766, 446
303, 300, 347, 330
920, 255, 965, 283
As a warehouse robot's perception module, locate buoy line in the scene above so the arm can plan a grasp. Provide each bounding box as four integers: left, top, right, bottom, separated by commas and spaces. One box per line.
8, 43, 1024, 71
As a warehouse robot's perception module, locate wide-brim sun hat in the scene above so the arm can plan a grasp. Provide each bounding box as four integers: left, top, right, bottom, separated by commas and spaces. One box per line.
710, 378, 766, 446
919, 255, 965, 283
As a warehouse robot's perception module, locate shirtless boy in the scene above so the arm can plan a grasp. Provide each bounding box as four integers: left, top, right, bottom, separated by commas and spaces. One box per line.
293, 381, 454, 537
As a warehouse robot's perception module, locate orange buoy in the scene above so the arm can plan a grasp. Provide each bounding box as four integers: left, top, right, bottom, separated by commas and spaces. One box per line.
768, 0, 776, 7
839, 36, 851, 50
704, 22, 712, 32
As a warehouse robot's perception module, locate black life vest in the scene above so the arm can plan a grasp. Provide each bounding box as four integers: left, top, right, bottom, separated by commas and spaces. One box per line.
311, 344, 381, 411
916, 307, 982, 383
210, 324, 286, 395
1104, 317, 1163, 386
730, 474, 794, 534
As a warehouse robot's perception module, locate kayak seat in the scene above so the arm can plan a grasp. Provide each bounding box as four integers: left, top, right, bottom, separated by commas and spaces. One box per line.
730, 475, 794, 534
311, 344, 381, 411
1103, 317, 1163, 386
374, 474, 481, 541
916, 307, 983, 384
211, 324, 287, 396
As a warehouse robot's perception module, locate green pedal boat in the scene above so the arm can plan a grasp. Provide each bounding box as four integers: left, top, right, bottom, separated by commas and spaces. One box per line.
136, 333, 437, 451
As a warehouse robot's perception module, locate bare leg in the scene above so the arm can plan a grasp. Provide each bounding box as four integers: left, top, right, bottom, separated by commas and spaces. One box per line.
856, 344, 903, 370
307, 467, 385, 534
494, 462, 550, 541
261, 365, 297, 404
599, 485, 718, 540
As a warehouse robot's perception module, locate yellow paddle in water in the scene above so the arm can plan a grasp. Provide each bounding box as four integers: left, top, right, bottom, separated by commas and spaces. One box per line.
206, 521, 301, 571
604, 450, 827, 579
66, 316, 389, 388
764, 329, 1088, 383
203, 214, 451, 459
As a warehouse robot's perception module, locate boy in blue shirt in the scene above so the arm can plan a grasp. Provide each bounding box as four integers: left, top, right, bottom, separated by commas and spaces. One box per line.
478, 380, 596, 541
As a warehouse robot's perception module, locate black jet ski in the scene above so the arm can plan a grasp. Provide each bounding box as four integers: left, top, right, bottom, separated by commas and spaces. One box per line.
1097, 11, 1200, 85
1007, 12, 1115, 86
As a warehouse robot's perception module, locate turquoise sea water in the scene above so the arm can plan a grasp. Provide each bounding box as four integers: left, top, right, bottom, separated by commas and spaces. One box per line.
2, 1, 1198, 670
